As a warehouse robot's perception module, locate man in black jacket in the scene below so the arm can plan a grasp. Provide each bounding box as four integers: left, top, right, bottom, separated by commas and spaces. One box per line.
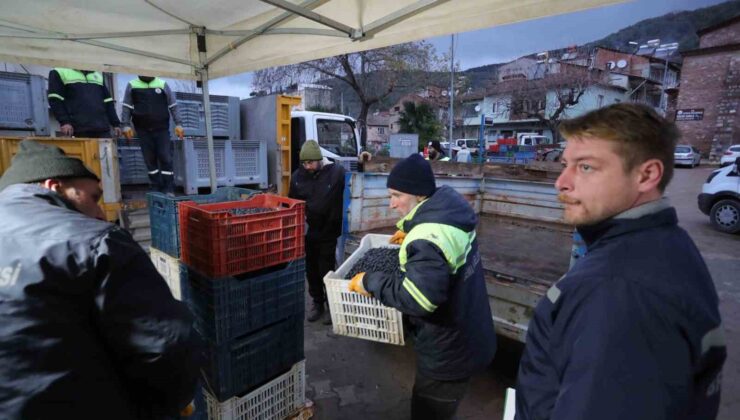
516, 103, 726, 420
120, 75, 185, 193
48, 68, 121, 138
348, 154, 496, 420
0, 140, 202, 419
289, 140, 346, 323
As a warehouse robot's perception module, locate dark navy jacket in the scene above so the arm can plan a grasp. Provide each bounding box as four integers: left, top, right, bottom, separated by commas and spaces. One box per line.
289, 161, 346, 242
516, 199, 726, 420
364, 186, 497, 380
0, 185, 203, 419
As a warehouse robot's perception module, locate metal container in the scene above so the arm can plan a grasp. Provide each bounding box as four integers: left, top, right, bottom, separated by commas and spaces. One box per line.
175, 92, 240, 139
0, 71, 49, 136
389, 133, 418, 158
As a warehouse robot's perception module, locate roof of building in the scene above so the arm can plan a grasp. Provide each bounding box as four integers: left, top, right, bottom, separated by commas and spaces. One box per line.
697, 14, 740, 36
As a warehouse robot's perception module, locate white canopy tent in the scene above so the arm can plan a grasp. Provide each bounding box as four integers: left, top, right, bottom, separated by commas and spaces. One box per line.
0, 0, 622, 190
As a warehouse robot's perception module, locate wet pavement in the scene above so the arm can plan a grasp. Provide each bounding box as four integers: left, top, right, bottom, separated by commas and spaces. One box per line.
302, 165, 740, 419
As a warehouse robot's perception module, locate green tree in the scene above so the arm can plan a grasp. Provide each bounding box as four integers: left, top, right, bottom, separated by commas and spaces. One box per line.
398, 101, 442, 150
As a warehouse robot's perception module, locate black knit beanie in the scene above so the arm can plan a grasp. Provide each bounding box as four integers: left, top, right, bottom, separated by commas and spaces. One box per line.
387, 153, 436, 197
0, 140, 99, 191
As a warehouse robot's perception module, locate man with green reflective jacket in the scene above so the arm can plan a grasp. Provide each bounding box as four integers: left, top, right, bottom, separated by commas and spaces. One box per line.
120, 75, 184, 194
47, 68, 121, 138
348, 153, 496, 420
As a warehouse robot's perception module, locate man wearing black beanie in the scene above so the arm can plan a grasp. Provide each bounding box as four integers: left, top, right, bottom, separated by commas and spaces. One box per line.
0, 140, 202, 418
348, 153, 497, 420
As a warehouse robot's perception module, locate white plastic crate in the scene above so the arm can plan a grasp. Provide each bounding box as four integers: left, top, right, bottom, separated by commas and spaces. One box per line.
323, 234, 405, 346
204, 359, 306, 420
149, 247, 184, 300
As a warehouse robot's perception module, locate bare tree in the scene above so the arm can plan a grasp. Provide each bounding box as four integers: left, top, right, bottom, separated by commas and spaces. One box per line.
254, 42, 443, 148
490, 63, 599, 141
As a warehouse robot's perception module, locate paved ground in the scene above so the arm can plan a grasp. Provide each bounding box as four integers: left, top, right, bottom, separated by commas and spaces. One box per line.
303, 165, 740, 419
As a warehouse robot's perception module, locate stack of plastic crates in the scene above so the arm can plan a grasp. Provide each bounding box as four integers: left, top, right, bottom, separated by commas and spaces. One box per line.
172, 193, 307, 418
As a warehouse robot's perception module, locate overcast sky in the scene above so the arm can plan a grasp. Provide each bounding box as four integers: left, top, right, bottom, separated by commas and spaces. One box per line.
182, 0, 730, 99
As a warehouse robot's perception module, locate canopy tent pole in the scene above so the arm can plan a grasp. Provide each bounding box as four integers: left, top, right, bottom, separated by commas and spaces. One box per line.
195, 27, 218, 193
200, 69, 218, 192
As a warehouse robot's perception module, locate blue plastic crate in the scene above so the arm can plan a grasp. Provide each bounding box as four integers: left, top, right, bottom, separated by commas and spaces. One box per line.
202, 315, 304, 401
147, 187, 258, 258
186, 259, 305, 344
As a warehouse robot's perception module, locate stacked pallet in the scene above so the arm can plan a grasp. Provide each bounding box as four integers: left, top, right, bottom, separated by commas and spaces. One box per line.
147, 188, 307, 419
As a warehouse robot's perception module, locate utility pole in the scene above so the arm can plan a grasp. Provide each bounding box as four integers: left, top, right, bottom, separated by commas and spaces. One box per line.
449, 34, 455, 144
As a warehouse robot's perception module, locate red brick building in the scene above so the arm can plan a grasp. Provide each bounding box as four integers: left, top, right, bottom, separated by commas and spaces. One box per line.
676, 16, 740, 159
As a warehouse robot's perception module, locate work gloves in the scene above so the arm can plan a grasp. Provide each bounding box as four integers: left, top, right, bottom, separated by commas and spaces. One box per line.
122, 126, 135, 140
349, 272, 371, 297
389, 230, 406, 245
175, 125, 185, 140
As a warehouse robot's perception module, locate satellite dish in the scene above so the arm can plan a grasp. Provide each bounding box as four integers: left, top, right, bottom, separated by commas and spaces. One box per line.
606, 61, 615, 70
617, 59, 627, 69
474, 105, 481, 112
441, 90, 448, 96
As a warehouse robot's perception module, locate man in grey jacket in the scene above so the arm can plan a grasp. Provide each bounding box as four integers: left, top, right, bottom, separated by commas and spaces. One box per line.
0, 140, 202, 419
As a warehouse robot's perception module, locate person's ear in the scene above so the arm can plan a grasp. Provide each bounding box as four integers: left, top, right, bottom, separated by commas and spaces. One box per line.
41, 179, 63, 193
635, 158, 663, 193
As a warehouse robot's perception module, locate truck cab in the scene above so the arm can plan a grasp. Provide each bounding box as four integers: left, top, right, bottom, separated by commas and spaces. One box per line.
290, 111, 361, 173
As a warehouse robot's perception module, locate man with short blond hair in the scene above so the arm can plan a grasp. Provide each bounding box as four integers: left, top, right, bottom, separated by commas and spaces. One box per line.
516, 103, 726, 420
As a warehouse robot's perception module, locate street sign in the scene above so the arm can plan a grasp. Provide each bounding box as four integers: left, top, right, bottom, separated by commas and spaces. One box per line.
676, 109, 704, 121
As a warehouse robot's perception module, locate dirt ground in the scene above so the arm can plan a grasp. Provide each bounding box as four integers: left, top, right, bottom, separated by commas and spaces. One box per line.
303, 165, 740, 419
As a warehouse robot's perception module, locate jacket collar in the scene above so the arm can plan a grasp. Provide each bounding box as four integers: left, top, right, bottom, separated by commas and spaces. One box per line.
577, 198, 677, 248
396, 185, 478, 233
1, 183, 79, 213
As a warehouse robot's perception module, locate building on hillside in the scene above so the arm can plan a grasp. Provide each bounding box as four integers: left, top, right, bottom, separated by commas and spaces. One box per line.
366, 111, 391, 152
675, 15, 740, 159
457, 45, 682, 142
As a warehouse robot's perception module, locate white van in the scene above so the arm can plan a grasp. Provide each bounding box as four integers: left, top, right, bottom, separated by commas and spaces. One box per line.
698, 158, 740, 233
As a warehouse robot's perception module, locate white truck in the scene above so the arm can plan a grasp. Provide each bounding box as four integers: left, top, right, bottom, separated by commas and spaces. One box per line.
240, 95, 362, 193
290, 110, 361, 172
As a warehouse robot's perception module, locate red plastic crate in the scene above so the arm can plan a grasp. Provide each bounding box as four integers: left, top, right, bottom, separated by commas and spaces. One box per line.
179, 194, 305, 277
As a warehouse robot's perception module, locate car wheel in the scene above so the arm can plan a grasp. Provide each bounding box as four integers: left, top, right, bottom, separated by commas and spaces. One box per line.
710, 199, 740, 234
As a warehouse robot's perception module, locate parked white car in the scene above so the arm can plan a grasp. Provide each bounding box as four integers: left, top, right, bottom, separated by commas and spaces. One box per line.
720, 144, 740, 167
698, 158, 740, 234
674, 145, 701, 168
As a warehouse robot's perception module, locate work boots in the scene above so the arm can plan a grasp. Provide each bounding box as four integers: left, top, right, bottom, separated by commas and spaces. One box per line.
306, 302, 325, 322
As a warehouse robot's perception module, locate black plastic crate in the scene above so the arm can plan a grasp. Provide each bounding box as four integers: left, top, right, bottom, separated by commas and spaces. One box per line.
147, 187, 257, 258
186, 259, 305, 344
202, 315, 304, 401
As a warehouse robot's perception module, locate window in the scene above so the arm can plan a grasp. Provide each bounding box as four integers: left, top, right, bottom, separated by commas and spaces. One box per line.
378, 127, 385, 134
597, 94, 604, 108
394, 106, 400, 112
675, 146, 691, 153
491, 102, 497, 113
317, 119, 358, 157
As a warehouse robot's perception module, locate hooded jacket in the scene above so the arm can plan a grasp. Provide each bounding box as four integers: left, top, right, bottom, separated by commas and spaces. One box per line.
0, 184, 202, 419
516, 199, 726, 420
364, 185, 497, 380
